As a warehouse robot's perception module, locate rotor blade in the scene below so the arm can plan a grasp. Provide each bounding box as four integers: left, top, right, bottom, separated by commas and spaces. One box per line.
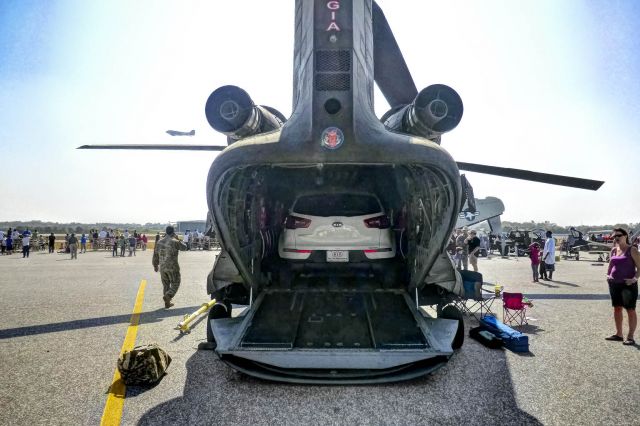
457, 162, 604, 191
77, 144, 226, 151
372, 1, 418, 108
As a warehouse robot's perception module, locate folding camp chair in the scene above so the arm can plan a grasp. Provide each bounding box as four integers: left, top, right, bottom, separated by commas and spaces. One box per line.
502, 292, 528, 326
453, 270, 498, 321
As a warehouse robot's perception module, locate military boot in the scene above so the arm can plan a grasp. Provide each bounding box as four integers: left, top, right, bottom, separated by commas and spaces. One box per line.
163, 295, 174, 309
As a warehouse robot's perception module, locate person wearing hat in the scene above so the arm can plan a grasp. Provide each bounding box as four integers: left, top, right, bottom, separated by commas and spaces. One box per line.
455, 228, 469, 270
467, 230, 481, 272
68, 233, 78, 260
152, 226, 188, 308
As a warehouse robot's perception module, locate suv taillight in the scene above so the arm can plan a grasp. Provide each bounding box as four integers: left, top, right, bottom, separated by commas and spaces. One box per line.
285, 215, 312, 229
364, 215, 390, 229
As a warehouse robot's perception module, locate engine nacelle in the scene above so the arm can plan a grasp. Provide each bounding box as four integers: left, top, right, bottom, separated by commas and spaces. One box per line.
382, 84, 463, 142
205, 85, 284, 142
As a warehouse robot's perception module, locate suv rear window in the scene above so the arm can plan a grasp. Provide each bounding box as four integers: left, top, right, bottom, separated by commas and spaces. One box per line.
293, 194, 382, 217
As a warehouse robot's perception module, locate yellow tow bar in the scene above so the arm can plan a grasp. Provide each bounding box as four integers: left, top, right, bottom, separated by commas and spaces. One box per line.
175, 299, 217, 334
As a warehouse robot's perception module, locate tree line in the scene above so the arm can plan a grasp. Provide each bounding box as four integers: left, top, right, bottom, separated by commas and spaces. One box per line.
0, 221, 167, 234
499, 221, 638, 234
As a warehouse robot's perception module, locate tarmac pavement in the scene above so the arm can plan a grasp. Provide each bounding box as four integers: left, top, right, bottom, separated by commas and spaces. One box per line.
0, 249, 637, 425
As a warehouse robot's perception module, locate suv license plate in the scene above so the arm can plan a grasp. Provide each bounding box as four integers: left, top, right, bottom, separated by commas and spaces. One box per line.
326, 250, 348, 262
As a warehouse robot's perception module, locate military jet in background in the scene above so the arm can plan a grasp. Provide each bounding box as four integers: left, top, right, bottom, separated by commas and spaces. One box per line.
79, 0, 604, 383
166, 129, 195, 136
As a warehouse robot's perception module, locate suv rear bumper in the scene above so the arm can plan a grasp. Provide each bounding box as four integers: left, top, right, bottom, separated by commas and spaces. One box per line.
282, 250, 396, 274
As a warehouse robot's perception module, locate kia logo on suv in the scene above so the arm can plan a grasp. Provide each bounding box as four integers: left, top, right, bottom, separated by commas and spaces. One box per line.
332, 222, 343, 228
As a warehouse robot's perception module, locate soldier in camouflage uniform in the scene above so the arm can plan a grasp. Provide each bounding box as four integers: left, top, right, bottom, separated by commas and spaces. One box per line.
152, 226, 187, 308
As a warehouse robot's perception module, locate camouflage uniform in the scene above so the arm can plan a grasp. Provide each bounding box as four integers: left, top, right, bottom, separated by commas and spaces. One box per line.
152, 234, 187, 302
117, 343, 172, 386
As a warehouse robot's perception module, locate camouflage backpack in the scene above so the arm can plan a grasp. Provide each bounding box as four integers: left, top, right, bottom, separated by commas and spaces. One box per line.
117, 343, 172, 386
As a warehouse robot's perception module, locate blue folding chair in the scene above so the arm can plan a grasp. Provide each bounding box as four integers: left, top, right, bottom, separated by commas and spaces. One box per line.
453, 271, 498, 321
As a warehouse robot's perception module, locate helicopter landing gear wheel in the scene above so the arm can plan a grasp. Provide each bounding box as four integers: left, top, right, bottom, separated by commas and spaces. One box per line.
205, 310, 216, 348
205, 300, 232, 347
440, 304, 464, 350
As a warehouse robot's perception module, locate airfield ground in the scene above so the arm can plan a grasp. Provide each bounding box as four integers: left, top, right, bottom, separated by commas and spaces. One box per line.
0, 249, 637, 425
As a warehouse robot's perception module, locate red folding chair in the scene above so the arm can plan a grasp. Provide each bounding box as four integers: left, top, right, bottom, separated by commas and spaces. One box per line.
502, 292, 528, 326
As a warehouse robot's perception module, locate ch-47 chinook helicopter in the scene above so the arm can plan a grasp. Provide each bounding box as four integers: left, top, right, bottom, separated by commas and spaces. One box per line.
79, 0, 604, 383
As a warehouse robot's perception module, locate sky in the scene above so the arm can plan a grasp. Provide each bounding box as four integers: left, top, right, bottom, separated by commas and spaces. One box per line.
1, 0, 639, 225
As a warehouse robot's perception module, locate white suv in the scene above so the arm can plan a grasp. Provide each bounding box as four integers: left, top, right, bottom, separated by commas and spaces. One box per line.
278, 192, 396, 266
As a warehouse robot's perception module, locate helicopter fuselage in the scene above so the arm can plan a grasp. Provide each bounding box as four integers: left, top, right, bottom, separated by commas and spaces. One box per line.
204, 0, 466, 383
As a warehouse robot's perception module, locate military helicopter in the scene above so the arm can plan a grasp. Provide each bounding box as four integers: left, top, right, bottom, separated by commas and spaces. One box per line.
564, 227, 612, 261
79, 0, 603, 383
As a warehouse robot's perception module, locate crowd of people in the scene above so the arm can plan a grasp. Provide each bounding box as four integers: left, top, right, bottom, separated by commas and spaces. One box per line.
447, 225, 638, 346
87, 229, 149, 253
0, 228, 35, 257
448, 226, 639, 289
1, 227, 216, 260
51, 229, 152, 260
0, 227, 153, 259
448, 227, 485, 272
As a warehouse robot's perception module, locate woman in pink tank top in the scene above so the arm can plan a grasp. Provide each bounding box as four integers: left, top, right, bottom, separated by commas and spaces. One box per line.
605, 228, 640, 346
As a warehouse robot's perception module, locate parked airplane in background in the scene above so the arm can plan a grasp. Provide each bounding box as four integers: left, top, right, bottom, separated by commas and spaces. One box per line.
455, 196, 505, 233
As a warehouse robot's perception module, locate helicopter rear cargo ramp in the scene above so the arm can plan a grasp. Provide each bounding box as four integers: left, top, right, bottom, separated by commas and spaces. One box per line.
211, 288, 458, 384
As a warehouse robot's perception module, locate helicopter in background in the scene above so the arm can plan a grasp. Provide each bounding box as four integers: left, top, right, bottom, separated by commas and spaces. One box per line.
563, 227, 612, 261
79, 0, 603, 383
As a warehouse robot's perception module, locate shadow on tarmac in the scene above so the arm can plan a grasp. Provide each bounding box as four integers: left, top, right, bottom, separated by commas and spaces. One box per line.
0, 306, 202, 339
515, 324, 544, 336
135, 329, 542, 425
522, 294, 610, 300
534, 281, 559, 288
548, 280, 580, 287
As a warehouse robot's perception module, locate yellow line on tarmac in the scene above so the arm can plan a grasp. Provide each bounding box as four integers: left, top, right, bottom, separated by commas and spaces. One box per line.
100, 279, 147, 426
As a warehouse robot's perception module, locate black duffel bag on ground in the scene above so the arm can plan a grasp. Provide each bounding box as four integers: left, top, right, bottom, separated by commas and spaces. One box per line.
469, 326, 504, 349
